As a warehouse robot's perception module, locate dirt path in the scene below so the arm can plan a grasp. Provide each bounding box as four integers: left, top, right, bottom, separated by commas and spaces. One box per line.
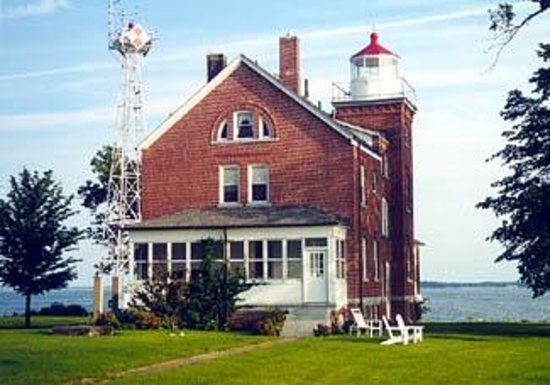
72, 337, 297, 384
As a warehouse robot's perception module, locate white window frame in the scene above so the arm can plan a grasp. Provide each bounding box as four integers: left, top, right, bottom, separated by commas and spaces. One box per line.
381, 198, 389, 237
248, 164, 270, 205
373, 240, 379, 281
233, 110, 255, 141
217, 119, 229, 142
362, 237, 368, 282
259, 116, 273, 140
360, 165, 366, 206
219, 165, 241, 206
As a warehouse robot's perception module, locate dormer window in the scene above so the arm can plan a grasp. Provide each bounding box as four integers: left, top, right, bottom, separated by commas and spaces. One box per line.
236, 111, 254, 139
217, 120, 229, 141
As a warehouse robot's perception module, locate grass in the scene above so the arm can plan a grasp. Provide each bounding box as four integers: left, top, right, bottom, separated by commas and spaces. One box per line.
0, 316, 269, 385
1, 317, 549, 385
0, 315, 90, 329
110, 323, 550, 385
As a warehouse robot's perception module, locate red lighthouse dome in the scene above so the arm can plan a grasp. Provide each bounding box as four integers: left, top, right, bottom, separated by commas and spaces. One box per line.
352, 32, 398, 58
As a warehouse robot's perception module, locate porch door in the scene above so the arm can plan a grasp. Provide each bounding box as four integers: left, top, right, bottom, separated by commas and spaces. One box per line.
305, 249, 328, 303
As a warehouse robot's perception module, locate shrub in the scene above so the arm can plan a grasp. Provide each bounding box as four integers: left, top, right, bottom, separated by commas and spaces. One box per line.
93, 312, 120, 329
228, 308, 288, 336
36, 302, 89, 317
313, 323, 331, 337
118, 308, 162, 330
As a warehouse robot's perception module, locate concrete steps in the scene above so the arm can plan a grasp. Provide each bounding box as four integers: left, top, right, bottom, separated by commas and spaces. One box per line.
281, 305, 332, 337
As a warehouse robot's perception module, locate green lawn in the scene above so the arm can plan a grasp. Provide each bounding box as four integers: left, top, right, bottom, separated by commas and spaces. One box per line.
0, 317, 268, 385
0, 315, 90, 329
1, 318, 549, 385
111, 323, 550, 385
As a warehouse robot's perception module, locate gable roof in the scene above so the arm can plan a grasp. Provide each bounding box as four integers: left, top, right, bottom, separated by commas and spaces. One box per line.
139, 54, 382, 160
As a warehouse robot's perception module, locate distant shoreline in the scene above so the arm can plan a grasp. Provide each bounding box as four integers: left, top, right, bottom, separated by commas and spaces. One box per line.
422, 281, 519, 288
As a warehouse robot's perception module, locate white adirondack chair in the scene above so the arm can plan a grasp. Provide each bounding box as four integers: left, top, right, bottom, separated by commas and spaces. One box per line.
396, 314, 424, 343
349, 308, 369, 336
381, 315, 409, 345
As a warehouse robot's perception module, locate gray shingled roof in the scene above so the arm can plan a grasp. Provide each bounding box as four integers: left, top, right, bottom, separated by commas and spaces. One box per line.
128, 205, 348, 230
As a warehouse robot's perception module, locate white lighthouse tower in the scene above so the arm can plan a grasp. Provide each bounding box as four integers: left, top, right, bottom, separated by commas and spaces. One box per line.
333, 32, 415, 104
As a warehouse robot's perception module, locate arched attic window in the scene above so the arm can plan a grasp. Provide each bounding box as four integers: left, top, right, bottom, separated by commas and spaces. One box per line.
235, 111, 254, 139
259, 116, 273, 139
217, 120, 229, 141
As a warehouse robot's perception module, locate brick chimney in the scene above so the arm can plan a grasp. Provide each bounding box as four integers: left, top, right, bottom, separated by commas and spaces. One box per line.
207, 53, 227, 82
279, 35, 301, 94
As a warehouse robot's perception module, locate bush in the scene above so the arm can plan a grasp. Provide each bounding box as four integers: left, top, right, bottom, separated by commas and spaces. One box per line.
36, 302, 89, 317
117, 308, 162, 330
313, 323, 331, 337
93, 312, 120, 329
228, 308, 288, 336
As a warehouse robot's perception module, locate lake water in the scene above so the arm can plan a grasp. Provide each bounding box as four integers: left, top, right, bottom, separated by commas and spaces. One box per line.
1, 284, 549, 321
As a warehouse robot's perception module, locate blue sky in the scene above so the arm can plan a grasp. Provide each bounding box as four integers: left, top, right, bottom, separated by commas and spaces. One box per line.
0, 0, 548, 286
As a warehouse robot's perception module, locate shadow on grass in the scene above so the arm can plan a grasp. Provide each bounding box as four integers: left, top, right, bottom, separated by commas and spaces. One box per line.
425, 322, 550, 338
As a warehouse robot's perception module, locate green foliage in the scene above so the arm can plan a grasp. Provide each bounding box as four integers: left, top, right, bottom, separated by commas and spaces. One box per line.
117, 308, 163, 330
93, 312, 121, 329
35, 302, 89, 317
478, 45, 550, 297
184, 239, 255, 330
228, 308, 288, 336
0, 168, 84, 327
129, 275, 188, 332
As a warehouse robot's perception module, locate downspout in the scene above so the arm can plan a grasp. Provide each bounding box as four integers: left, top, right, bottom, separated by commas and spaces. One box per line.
357, 150, 364, 312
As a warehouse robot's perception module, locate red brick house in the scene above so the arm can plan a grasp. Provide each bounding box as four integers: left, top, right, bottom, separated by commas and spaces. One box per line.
128, 32, 421, 331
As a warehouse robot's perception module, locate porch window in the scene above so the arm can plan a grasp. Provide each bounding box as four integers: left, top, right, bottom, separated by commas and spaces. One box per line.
171, 243, 187, 280
134, 243, 149, 280
229, 241, 245, 276
235, 111, 254, 139
287, 240, 302, 279
373, 240, 379, 281
152, 243, 168, 280
248, 165, 269, 204
210, 242, 225, 271
220, 166, 240, 204
191, 242, 204, 274
305, 238, 327, 248
336, 240, 345, 279
267, 240, 283, 279
248, 240, 264, 280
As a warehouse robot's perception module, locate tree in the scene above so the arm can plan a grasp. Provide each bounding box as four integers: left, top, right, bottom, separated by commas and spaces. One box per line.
488, 1, 549, 66
0, 169, 84, 327
477, 44, 550, 297
130, 274, 188, 332
184, 239, 254, 330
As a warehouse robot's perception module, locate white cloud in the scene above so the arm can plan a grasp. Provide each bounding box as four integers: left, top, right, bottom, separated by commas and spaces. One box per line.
0, 5, 488, 82
0, 0, 69, 20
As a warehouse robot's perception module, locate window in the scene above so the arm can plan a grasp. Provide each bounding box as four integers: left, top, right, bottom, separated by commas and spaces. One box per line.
217, 120, 229, 141
134, 243, 149, 280
249, 240, 264, 280
229, 241, 245, 276
260, 117, 273, 139
152, 243, 168, 280
249, 165, 269, 204
235, 111, 254, 139
267, 241, 283, 279
372, 171, 378, 193
406, 240, 412, 281
381, 198, 389, 237
382, 154, 389, 178
171, 243, 187, 280
360, 165, 366, 206
287, 240, 302, 279
362, 238, 368, 281
190, 242, 204, 275
220, 166, 240, 204
373, 240, 379, 281
305, 238, 327, 248
336, 240, 345, 279
406, 172, 413, 212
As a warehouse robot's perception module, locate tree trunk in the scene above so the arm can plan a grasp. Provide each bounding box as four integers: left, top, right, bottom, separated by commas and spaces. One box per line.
24, 293, 32, 328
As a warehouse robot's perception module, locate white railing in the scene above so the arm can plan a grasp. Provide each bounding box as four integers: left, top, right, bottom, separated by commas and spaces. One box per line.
332, 78, 417, 105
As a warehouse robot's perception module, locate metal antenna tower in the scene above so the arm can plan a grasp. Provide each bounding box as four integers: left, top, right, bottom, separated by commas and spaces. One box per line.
103, 0, 152, 277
